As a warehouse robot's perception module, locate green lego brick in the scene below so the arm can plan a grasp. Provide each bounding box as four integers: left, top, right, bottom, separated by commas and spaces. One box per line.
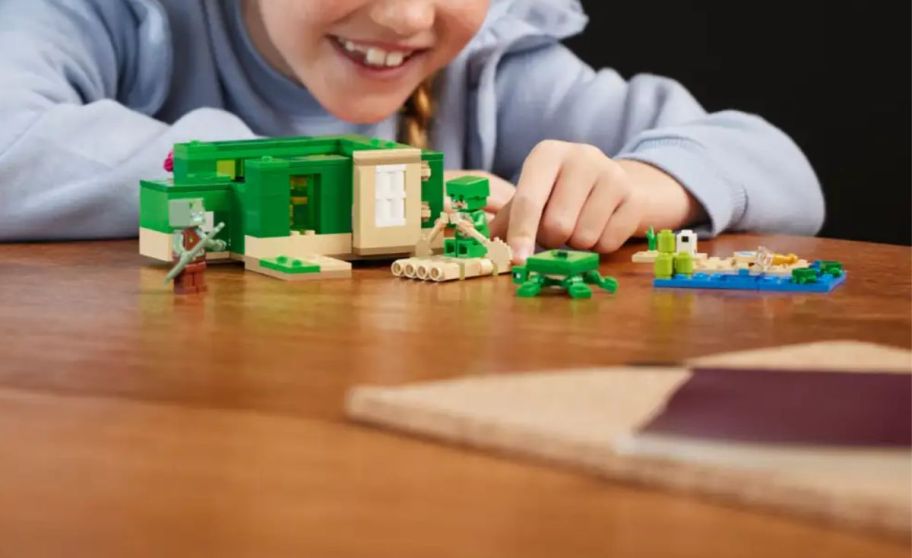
654, 253, 674, 279
421, 151, 444, 228
338, 135, 411, 155
139, 180, 235, 251
525, 250, 600, 276
446, 175, 490, 197
260, 256, 320, 274
674, 252, 694, 276
819, 260, 844, 277
657, 229, 676, 253
241, 157, 291, 238
792, 268, 819, 284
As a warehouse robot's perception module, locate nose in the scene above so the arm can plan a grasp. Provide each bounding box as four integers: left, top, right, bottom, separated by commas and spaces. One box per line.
370, 0, 435, 36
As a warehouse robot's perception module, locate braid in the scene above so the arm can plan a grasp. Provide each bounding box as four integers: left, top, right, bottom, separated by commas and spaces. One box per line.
398, 77, 435, 149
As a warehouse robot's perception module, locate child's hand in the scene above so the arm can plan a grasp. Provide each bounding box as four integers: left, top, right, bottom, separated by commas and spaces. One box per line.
488, 140, 705, 262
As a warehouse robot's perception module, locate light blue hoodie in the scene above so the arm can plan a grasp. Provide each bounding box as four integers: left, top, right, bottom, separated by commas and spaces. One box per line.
0, 0, 824, 240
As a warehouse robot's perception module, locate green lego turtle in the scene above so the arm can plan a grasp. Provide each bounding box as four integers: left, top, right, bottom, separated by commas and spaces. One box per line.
512, 249, 618, 299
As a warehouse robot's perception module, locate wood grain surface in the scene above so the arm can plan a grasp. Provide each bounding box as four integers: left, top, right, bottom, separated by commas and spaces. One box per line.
0, 234, 908, 557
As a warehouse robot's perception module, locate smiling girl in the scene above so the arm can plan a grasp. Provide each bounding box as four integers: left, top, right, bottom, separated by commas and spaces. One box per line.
0, 0, 823, 261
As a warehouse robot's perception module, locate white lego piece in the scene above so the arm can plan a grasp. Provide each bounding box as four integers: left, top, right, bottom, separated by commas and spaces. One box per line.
676, 229, 697, 255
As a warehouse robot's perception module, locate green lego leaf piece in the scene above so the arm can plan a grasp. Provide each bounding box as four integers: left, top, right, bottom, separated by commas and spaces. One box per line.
260, 256, 320, 274
819, 260, 844, 277
791, 268, 819, 284
646, 226, 657, 251
524, 249, 600, 276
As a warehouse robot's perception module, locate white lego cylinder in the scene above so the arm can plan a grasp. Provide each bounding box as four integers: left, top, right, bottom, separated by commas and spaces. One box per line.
391, 259, 410, 277
416, 262, 430, 280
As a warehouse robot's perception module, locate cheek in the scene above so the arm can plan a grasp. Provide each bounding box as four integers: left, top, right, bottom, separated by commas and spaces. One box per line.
436, 1, 489, 55
259, 1, 361, 57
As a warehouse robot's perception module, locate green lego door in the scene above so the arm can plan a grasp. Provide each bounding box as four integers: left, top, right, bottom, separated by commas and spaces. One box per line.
290, 174, 317, 233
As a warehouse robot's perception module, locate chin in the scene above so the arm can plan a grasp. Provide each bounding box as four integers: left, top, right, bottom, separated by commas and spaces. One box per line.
320, 95, 409, 125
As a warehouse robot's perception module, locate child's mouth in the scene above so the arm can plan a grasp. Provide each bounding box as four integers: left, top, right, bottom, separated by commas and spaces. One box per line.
329, 35, 426, 75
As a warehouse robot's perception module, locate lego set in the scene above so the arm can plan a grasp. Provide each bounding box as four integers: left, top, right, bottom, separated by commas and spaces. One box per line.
140, 135, 842, 298
641, 229, 845, 293
142, 135, 446, 282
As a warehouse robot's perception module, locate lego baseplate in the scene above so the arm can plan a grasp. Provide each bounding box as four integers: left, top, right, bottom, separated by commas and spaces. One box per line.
654, 267, 846, 293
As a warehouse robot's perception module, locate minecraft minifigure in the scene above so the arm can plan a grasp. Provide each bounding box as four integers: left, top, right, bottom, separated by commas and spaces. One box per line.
164, 198, 226, 294
444, 175, 490, 259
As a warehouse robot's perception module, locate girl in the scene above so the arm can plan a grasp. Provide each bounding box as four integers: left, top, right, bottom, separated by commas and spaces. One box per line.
0, 0, 824, 262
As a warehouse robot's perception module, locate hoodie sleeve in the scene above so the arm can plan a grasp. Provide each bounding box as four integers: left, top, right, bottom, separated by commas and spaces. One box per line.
474, 3, 824, 236
0, 0, 255, 241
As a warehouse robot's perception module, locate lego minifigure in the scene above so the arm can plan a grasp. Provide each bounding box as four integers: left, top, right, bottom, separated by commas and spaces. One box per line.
444, 175, 490, 259
164, 198, 226, 294
395, 175, 512, 282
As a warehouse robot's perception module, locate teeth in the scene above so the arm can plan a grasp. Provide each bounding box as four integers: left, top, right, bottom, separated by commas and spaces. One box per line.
366, 48, 386, 66
336, 37, 412, 68
385, 51, 404, 67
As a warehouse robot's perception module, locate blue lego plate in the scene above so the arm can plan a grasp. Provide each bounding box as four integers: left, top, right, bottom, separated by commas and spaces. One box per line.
654, 265, 846, 293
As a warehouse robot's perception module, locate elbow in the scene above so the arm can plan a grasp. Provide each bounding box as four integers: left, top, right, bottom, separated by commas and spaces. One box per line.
732, 112, 826, 236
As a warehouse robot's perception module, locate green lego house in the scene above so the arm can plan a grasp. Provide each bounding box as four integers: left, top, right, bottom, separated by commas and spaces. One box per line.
139, 135, 445, 279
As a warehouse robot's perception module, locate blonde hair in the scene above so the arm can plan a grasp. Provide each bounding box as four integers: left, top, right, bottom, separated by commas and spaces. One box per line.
397, 77, 435, 149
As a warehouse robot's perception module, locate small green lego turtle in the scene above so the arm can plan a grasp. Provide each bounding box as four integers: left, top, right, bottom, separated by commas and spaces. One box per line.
512, 249, 618, 299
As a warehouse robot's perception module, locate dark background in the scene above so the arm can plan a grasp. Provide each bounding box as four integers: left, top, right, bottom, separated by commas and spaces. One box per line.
565, 1, 911, 245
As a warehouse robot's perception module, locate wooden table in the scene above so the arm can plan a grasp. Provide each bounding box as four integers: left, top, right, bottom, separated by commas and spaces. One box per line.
0, 234, 909, 557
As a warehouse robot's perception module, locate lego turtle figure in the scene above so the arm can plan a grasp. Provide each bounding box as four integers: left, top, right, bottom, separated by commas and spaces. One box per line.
444, 175, 490, 259
165, 198, 226, 294
512, 249, 618, 299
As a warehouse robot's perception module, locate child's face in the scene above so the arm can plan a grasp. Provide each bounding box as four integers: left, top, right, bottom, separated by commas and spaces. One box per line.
246, 0, 489, 124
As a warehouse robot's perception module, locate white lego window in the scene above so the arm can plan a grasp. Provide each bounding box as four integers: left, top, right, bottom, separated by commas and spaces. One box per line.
374, 164, 406, 228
